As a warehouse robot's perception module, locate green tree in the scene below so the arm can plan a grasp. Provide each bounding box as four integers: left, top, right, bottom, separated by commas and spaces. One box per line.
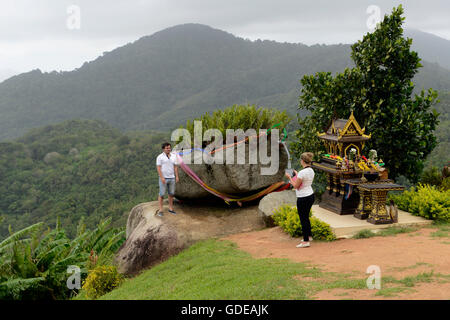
292, 5, 439, 183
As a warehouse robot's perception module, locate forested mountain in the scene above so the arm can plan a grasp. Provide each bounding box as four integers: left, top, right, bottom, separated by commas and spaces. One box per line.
1, 24, 450, 141
405, 29, 450, 71
426, 92, 450, 169
0, 119, 168, 239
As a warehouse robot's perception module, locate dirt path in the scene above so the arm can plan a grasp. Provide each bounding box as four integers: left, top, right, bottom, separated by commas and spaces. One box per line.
224, 226, 450, 300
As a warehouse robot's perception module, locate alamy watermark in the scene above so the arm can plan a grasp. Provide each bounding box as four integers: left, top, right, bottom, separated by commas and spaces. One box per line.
366, 5, 382, 31
67, 5, 81, 30
366, 265, 381, 290
67, 265, 81, 290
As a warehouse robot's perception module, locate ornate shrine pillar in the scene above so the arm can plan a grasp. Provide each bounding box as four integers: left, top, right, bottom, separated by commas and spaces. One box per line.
367, 189, 391, 224
326, 173, 332, 192
354, 188, 372, 219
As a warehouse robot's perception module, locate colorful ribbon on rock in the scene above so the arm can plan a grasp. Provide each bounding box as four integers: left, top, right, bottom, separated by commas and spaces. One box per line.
176, 153, 288, 205
175, 124, 289, 204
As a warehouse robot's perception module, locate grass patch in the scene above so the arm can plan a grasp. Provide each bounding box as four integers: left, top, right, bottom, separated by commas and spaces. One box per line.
382, 272, 435, 288
433, 273, 450, 284
353, 229, 377, 239
422, 221, 450, 238
398, 272, 435, 287
352, 226, 418, 239
388, 262, 433, 272
430, 223, 450, 238
378, 226, 418, 236
375, 271, 438, 297
375, 286, 414, 297
431, 230, 450, 238
334, 292, 350, 296
76, 239, 372, 300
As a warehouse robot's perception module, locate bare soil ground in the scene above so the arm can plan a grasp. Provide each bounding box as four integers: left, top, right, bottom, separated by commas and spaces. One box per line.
224, 226, 450, 300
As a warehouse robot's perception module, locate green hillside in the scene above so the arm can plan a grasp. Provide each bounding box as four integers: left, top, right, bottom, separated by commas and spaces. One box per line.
1, 24, 450, 141
0, 119, 168, 239
425, 91, 450, 169
405, 29, 450, 71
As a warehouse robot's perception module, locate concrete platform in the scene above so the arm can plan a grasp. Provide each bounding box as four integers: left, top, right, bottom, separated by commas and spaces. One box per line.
311, 205, 433, 239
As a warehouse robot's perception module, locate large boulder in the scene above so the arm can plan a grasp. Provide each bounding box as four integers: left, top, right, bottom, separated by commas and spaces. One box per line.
174, 142, 288, 200
115, 200, 265, 275
258, 189, 296, 227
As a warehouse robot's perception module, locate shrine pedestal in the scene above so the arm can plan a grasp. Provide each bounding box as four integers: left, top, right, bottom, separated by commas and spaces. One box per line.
319, 189, 360, 215
340, 178, 393, 220
358, 183, 405, 225
312, 161, 362, 215
354, 188, 372, 220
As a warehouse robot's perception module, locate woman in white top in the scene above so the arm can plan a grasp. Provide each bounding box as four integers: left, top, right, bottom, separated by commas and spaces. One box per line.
285, 152, 315, 248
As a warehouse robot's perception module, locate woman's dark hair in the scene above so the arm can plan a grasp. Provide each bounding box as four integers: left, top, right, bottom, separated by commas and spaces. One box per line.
161, 142, 172, 149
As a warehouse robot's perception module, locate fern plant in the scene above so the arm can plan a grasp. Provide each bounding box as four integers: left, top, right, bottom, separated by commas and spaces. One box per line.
0, 217, 125, 300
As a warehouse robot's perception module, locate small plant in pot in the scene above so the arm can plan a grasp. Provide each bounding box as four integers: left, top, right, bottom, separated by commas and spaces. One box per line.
364, 149, 380, 181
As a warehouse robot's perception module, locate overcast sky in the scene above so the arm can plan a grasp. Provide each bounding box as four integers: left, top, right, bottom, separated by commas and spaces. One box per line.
1, 0, 449, 79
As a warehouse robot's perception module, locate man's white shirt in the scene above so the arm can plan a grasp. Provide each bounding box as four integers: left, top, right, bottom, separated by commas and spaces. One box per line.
156, 152, 178, 178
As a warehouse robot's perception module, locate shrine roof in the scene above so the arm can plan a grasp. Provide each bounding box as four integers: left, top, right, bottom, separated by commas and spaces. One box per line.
318, 111, 371, 141
326, 119, 347, 134
318, 134, 371, 142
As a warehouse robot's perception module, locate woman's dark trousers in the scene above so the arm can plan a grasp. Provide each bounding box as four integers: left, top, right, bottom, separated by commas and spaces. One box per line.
296, 194, 315, 242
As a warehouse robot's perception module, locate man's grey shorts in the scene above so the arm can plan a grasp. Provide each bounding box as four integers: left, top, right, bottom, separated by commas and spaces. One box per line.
159, 178, 175, 197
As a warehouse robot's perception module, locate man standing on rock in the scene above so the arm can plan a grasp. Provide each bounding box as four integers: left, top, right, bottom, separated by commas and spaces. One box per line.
156, 142, 179, 216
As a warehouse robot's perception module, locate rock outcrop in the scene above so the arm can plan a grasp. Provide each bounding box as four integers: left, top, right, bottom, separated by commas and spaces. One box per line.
175, 142, 288, 200
115, 200, 265, 275
258, 189, 296, 227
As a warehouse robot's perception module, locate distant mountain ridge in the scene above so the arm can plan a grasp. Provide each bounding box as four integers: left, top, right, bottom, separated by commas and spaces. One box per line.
1, 23, 450, 141
405, 29, 450, 71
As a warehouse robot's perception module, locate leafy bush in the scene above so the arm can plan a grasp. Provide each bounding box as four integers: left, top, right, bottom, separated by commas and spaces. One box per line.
420, 166, 442, 187
441, 177, 450, 191
311, 217, 336, 241
182, 104, 291, 144
82, 265, 123, 299
272, 205, 336, 241
0, 217, 125, 300
390, 184, 450, 222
